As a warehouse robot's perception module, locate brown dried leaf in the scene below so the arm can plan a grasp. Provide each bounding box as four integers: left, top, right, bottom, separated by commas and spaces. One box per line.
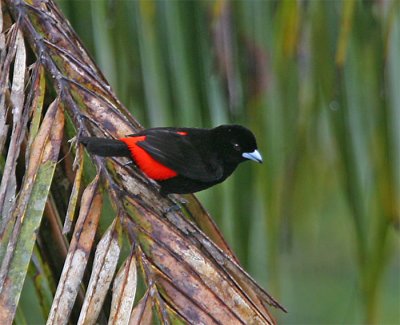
135, 230, 247, 324
0, 22, 18, 156
7, 98, 63, 225
77, 219, 121, 325
129, 290, 153, 325
182, 196, 276, 321
0, 28, 26, 218
127, 199, 277, 324
26, 63, 46, 162
182, 194, 238, 261
63, 144, 84, 234
46, 175, 102, 325
109, 252, 137, 325
0, 99, 64, 324
0, 1, 4, 46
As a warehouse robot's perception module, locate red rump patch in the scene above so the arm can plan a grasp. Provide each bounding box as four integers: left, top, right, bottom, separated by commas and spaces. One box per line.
119, 136, 177, 180
177, 131, 187, 135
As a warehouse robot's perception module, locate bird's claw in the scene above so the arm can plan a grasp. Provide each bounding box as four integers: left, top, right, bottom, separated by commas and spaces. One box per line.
163, 195, 188, 214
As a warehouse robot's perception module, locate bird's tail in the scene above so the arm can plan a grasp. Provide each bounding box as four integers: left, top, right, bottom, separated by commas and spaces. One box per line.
80, 137, 131, 157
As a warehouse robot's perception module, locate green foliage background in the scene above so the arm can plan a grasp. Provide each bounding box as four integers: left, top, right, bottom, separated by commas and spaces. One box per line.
49, 0, 399, 323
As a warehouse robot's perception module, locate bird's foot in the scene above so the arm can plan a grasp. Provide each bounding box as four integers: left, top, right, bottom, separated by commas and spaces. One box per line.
123, 160, 134, 167
163, 195, 188, 214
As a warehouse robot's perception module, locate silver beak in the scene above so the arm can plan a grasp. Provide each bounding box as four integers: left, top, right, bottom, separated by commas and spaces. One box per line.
242, 149, 263, 163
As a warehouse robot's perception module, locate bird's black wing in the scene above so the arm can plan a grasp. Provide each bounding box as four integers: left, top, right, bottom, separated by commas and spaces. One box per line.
137, 130, 223, 182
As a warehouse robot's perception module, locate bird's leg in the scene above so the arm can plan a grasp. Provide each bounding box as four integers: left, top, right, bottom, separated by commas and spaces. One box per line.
163, 194, 188, 214
171, 194, 188, 206
123, 160, 134, 167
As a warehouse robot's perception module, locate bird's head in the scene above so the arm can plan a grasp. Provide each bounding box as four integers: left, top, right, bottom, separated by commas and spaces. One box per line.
212, 125, 263, 165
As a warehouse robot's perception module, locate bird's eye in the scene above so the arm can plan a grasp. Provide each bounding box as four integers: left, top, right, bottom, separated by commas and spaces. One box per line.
233, 143, 241, 151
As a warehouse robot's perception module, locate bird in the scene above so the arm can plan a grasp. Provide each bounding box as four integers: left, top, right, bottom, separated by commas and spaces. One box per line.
80, 125, 262, 195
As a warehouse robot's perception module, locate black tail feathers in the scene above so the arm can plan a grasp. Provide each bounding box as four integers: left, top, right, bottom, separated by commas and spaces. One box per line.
80, 137, 131, 157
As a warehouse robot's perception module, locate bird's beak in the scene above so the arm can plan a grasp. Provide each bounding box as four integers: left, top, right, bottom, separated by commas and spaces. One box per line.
242, 149, 263, 163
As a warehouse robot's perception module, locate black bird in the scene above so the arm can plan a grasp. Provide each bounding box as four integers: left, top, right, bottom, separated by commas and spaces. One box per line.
80, 125, 262, 195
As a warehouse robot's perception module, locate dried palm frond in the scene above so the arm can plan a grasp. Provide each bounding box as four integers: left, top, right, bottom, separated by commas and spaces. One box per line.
0, 1, 285, 324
